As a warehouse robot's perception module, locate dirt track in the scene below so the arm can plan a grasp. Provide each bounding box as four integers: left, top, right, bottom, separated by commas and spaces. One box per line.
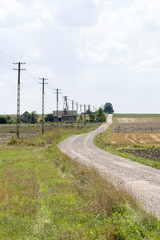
58, 115, 160, 218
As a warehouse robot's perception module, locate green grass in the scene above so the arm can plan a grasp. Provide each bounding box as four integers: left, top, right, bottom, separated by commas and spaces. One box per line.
0, 127, 160, 239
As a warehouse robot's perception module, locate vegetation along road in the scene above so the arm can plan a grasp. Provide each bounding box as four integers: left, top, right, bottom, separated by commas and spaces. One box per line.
59, 114, 160, 218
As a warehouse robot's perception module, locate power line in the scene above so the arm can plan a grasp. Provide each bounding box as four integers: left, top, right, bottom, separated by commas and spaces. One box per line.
0, 79, 16, 85
0, 48, 18, 62
0, 59, 13, 69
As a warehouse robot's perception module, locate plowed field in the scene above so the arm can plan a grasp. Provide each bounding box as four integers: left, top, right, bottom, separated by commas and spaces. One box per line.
106, 116, 160, 162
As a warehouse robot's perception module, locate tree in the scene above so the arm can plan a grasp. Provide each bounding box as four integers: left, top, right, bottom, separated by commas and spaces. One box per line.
30, 111, 39, 123
21, 111, 39, 123
45, 113, 53, 122
0, 116, 7, 124
95, 108, 106, 122
89, 111, 95, 122
104, 102, 114, 114
0, 115, 14, 124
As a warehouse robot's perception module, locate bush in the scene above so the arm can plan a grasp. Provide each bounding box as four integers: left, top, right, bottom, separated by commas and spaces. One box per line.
0, 116, 8, 124
21, 111, 39, 124
89, 112, 95, 122
45, 113, 53, 122
96, 108, 106, 122
0, 115, 14, 124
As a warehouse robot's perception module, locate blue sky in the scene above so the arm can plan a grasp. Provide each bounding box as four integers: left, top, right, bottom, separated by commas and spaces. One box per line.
0, 0, 160, 114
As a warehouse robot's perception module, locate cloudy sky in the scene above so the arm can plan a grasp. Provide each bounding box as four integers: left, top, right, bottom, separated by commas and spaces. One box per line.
0, 0, 160, 114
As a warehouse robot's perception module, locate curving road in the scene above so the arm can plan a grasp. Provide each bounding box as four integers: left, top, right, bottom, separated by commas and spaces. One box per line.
58, 114, 160, 218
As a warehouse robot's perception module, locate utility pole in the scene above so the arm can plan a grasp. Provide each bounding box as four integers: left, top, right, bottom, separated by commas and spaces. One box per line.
63, 96, 70, 124
80, 104, 82, 113
71, 100, 75, 115
54, 89, 61, 126
72, 100, 75, 111
84, 104, 86, 125
39, 78, 48, 135
13, 62, 26, 138
76, 102, 78, 113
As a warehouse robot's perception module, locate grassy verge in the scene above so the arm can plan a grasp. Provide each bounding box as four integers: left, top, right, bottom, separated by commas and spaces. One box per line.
0, 127, 160, 239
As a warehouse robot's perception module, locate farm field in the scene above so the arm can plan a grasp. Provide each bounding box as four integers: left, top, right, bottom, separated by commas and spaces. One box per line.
0, 123, 160, 239
95, 114, 160, 169
0, 121, 95, 145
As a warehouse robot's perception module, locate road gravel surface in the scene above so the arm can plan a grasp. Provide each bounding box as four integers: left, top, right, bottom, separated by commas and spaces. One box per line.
58, 115, 160, 218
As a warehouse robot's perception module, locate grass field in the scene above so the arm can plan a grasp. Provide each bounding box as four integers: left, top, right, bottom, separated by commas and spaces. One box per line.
95, 115, 160, 170
0, 125, 160, 239
0, 121, 98, 145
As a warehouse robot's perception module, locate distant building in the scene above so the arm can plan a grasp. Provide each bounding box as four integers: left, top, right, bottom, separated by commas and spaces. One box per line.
53, 110, 77, 122
20, 111, 29, 123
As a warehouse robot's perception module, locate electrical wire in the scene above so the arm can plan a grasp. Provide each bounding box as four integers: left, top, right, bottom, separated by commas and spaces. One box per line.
0, 79, 16, 85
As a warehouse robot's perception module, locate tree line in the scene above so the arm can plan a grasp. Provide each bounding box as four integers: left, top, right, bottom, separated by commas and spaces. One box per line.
0, 102, 114, 124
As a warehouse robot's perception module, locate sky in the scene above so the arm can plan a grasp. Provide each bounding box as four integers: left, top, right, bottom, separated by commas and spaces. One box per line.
0, 0, 160, 114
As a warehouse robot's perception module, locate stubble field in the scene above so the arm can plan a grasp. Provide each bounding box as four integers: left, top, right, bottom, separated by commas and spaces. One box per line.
96, 114, 160, 168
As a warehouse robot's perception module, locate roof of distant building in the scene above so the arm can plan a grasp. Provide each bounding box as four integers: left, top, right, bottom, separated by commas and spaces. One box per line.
53, 110, 77, 117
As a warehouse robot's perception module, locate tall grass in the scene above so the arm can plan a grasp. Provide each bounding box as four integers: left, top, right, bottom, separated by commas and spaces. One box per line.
0, 127, 159, 239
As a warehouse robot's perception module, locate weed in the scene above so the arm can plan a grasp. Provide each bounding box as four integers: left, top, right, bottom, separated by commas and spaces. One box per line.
0, 125, 159, 239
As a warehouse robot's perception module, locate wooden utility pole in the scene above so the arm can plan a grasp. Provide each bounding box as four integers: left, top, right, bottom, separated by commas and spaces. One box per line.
39, 78, 48, 135
54, 89, 61, 126
13, 62, 26, 138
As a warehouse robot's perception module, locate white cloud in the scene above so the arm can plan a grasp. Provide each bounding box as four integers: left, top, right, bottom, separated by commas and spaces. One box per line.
0, 0, 24, 21
1, 0, 160, 113
77, 39, 131, 64
55, 0, 99, 27
136, 56, 160, 70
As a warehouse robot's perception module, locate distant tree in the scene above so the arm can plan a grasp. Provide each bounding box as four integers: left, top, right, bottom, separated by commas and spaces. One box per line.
30, 111, 39, 123
96, 108, 106, 122
80, 114, 83, 121
89, 111, 95, 122
104, 102, 114, 114
0, 115, 16, 124
85, 109, 91, 114
21, 111, 39, 123
0, 116, 8, 124
45, 113, 53, 122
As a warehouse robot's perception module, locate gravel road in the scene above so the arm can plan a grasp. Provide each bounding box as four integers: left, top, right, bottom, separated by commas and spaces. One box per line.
58, 114, 160, 218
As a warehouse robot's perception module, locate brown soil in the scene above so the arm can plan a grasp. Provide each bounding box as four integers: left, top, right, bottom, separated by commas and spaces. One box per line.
119, 148, 160, 162
113, 118, 160, 133
113, 122, 160, 133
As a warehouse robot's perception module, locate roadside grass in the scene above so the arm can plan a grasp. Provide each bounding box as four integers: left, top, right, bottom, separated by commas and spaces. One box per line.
94, 121, 160, 170
0, 126, 160, 239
